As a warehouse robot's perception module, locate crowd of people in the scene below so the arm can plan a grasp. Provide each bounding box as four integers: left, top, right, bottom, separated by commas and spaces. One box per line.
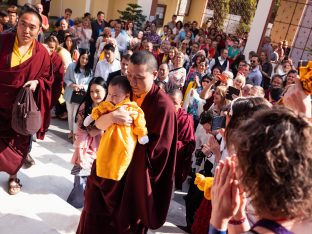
0, 3, 311, 234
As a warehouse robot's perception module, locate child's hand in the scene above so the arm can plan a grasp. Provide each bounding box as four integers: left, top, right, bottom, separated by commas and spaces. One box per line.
138, 135, 149, 145
83, 115, 94, 127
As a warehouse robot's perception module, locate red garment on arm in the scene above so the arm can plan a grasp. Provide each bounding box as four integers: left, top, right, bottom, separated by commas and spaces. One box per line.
50, 51, 64, 107
175, 107, 196, 189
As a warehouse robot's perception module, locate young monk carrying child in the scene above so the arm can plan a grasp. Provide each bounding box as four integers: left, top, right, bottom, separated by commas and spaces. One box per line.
83, 75, 149, 180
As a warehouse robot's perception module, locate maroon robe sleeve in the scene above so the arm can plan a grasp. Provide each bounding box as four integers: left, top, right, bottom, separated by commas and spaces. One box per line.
32, 42, 54, 140
51, 52, 65, 107
175, 108, 196, 189
120, 84, 178, 230
177, 108, 195, 152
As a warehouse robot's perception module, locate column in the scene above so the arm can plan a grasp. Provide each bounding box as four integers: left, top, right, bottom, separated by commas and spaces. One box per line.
243, 0, 274, 58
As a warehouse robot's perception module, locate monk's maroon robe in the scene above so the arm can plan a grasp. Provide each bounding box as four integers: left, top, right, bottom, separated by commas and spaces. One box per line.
175, 107, 196, 189
0, 32, 53, 175
77, 84, 178, 234
50, 51, 64, 107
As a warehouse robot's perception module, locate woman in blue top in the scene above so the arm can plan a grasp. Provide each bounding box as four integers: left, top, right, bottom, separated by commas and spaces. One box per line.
64, 49, 93, 141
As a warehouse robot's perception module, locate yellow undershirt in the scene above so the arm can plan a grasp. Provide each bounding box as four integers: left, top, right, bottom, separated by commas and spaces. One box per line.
11, 36, 34, 68
133, 92, 148, 107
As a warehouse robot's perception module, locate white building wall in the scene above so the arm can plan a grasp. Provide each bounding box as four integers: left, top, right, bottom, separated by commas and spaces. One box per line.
244, 0, 274, 57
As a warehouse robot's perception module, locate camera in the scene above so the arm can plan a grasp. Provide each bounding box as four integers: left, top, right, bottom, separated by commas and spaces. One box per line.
194, 148, 206, 166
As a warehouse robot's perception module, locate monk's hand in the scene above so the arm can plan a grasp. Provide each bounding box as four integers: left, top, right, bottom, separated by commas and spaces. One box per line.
111, 106, 136, 126
23, 80, 39, 92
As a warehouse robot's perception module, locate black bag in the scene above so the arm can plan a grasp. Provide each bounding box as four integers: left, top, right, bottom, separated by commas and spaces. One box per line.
70, 89, 86, 104
11, 86, 42, 135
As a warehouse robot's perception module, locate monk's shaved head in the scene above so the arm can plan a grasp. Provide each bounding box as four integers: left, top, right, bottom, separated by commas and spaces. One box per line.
169, 88, 183, 101
130, 50, 158, 73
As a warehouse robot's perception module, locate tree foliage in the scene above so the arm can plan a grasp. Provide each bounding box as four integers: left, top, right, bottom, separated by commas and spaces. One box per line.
230, 0, 257, 34
208, 0, 230, 31
118, 3, 146, 30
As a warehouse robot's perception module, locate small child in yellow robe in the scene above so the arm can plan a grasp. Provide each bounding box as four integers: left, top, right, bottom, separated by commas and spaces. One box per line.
83, 76, 149, 180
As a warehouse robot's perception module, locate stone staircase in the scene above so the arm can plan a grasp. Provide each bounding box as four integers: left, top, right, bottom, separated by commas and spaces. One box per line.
0, 120, 187, 234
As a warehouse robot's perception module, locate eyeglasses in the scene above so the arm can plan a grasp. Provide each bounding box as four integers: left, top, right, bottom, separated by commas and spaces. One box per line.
251, 60, 257, 63
202, 80, 209, 83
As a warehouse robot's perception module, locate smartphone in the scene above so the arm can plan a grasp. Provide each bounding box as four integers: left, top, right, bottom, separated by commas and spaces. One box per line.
211, 116, 226, 131
226, 86, 240, 100
215, 80, 221, 87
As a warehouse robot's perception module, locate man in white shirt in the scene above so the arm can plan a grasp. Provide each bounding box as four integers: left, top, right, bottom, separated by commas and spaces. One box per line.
111, 22, 128, 55
155, 63, 176, 93
209, 49, 230, 72
94, 43, 120, 81
167, 14, 177, 30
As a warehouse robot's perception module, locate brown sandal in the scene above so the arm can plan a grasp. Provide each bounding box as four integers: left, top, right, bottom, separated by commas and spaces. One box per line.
8, 178, 22, 195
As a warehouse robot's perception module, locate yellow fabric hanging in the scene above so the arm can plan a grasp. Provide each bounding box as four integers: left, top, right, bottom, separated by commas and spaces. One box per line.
58, 88, 65, 104
98, 51, 105, 62
194, 173, 214, 200
183, 81, 197, 102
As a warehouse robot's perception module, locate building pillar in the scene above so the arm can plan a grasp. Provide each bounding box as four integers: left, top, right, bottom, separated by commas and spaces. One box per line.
243, 0, 274, 58
85, 0, 91, 13
137, 0, 153, 20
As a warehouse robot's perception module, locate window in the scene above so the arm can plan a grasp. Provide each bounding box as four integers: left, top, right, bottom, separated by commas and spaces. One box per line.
177, 0, 192, 16
155, 4, 167, 27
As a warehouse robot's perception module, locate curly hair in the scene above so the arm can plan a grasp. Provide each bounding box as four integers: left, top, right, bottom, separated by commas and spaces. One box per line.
225, 97, 271, 145
231, 107, 312, 219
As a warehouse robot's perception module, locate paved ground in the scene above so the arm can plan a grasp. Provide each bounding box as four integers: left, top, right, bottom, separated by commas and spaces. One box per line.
0, 118, 189, 234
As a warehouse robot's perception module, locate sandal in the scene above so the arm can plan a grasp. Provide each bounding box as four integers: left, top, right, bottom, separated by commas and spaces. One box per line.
68, 132, 73, 139
8, 178, 22, 195
59, 112, 68, 120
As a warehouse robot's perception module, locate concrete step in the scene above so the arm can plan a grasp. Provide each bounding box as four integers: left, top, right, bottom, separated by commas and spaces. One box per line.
148, 222, 187, 234
0, 193, 80, 234
0, 128, 80, 234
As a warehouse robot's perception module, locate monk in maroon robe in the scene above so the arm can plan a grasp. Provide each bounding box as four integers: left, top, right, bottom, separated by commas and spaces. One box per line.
77, 51, 177, 233
169, 89, 196, 189
50, 50, 64, 107
0, 6, 53, 194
